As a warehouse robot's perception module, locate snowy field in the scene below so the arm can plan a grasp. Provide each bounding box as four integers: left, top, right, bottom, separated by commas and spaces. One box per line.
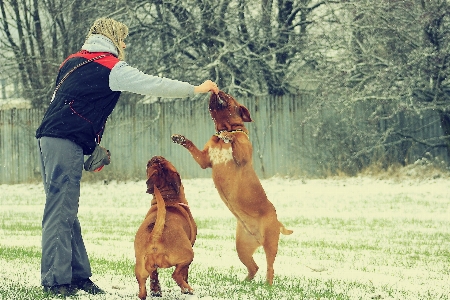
0, 171, 449, 299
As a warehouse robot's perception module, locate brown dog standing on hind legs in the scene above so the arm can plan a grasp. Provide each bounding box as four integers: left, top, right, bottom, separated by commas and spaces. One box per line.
134, 156, 197, 299
172, 91, 293, 285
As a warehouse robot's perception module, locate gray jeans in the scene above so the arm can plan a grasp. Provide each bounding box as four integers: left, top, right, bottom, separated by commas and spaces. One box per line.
38, 137, 92, 286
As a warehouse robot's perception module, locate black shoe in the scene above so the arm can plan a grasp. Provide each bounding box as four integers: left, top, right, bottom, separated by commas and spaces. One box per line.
72, 278, 105, 295
43, 284, 78, 296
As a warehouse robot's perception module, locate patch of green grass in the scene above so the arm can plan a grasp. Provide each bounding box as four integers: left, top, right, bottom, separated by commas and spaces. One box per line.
194, 217, 236, 229
197, 233, 235, 241
90, 256, 135, 277
188, 267, 354, 299
301, 239, 382, 252
1, 210, 41, 227
0, 281, 47, 300
1, 221, 41, 234
0, 245, 41, 261
0, 245, 135, 278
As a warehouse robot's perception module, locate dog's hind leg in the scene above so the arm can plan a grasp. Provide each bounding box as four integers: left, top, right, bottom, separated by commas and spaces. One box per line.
172, 263, 194, 294
236, 221, 260, 282
262, 225, 281, 285
135, 261, 150, 299
149, 269, 162, 297
181, 262, 190, 284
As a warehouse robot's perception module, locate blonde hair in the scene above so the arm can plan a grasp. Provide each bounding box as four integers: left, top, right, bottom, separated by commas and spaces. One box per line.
87, 18, 129, 60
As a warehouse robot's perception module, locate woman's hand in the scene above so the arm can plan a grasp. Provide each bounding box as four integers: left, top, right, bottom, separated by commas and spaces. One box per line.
194, 80, 219, 94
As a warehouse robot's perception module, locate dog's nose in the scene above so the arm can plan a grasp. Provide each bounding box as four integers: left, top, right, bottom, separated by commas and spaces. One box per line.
210, 93, 227, 109
217, 94, 225, 105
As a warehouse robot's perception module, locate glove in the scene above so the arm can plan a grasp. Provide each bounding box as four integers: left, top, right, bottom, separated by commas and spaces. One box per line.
84, 144, 111, 172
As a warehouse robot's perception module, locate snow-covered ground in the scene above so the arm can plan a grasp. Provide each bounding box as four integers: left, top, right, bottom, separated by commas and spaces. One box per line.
1, 173, 449, 299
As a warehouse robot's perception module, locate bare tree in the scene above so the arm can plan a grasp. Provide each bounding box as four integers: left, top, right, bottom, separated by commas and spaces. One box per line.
0, 0, 331, 105
0, 0, 129, 107
300, 0, 450, 173
122, 0, 327, 96
0, 0, 75, 106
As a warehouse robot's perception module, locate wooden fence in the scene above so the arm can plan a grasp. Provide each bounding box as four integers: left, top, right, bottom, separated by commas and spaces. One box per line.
0, 95, 447, 184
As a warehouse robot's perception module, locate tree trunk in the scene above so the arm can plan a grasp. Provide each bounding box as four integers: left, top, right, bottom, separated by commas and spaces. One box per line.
439, 111, 450, 159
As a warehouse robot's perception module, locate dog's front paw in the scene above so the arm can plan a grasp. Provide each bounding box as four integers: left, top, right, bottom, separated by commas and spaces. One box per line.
171, 134, 187, 146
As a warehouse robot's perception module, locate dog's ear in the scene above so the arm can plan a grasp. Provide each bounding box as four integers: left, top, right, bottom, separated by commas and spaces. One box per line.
239, 105, 253, 122
146, 166, 157, 194
168, 171, 182, 194
146, 177, 154, 194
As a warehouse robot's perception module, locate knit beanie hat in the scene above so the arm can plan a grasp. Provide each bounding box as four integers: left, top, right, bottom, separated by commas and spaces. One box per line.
86, 18, 129, 60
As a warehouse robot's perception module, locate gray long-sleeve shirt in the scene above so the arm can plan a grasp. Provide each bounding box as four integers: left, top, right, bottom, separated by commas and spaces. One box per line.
82, 34, 195, 99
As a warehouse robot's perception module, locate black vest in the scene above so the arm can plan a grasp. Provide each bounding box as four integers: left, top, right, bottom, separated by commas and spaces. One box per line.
36, 51, 121, 154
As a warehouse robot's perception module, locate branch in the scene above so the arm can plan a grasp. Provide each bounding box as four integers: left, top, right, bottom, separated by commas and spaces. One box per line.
394, 131, 449, 148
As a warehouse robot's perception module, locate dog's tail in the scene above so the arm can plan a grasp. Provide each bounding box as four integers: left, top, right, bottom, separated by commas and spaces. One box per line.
151, 185, 166, 244
280, 222, 293, 235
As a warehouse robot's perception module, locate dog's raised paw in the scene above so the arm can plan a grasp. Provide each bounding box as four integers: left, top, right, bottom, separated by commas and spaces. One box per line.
171, 134, 186, 145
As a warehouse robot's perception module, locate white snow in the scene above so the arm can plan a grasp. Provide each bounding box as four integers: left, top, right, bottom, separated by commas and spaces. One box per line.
0, 173, 449, 299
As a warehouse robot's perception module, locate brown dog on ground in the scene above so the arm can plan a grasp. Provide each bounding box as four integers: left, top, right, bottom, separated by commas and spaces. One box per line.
172, 91, 293, 285
134, 156, 197, 299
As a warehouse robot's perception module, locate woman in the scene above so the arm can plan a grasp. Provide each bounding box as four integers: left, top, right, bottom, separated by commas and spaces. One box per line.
36, 17, 218, 297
